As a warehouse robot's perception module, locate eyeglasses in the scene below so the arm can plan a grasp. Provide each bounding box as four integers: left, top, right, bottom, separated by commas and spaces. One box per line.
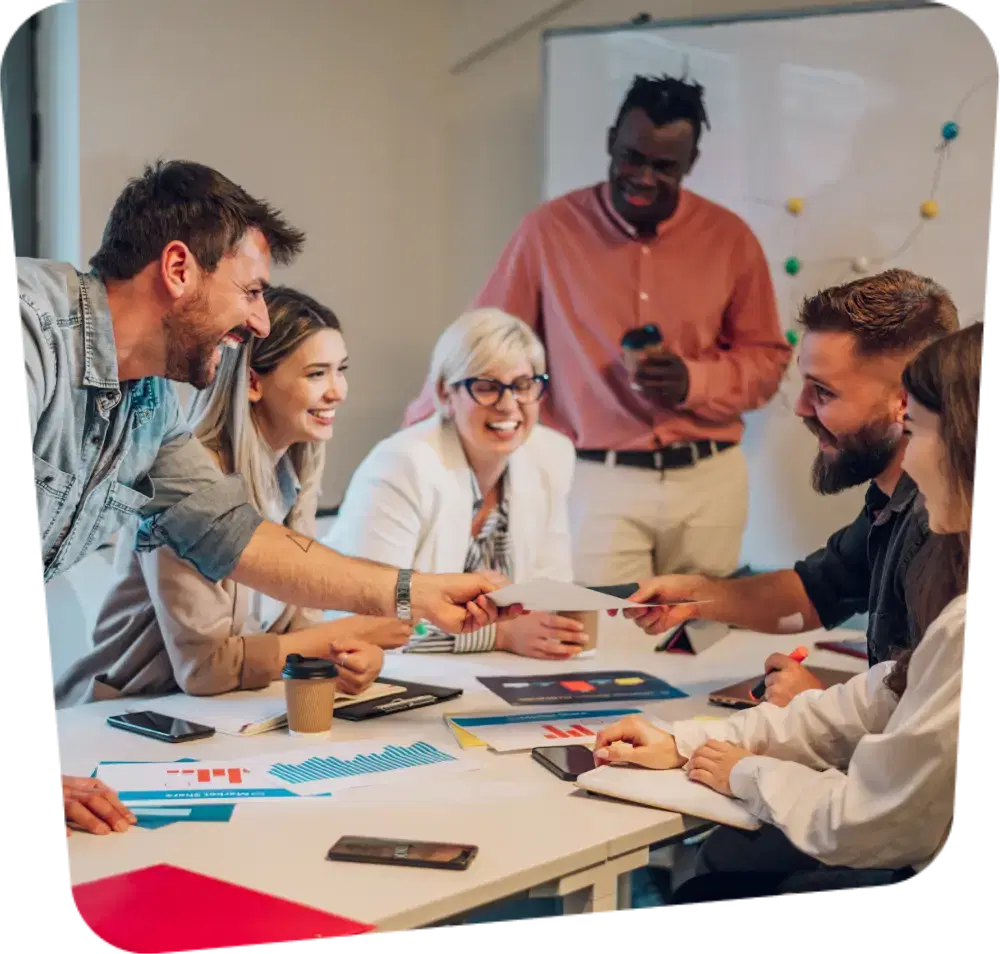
453, 374, 549, 407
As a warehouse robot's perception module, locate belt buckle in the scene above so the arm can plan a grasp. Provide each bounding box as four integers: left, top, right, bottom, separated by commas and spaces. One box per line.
653, 450, 663, 470
605, 450, 617, 468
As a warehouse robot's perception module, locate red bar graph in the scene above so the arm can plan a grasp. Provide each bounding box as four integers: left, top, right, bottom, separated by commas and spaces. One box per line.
164, 766, 247, 785
569, 725, 595, 737
543, 725, 569, 739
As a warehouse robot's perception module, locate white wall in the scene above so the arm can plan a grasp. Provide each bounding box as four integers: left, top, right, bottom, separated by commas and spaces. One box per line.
75, 0, 449, 506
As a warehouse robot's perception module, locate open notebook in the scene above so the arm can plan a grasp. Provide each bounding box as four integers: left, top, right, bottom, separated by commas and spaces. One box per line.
575, 764, 761, 830
125, 682, 405, 737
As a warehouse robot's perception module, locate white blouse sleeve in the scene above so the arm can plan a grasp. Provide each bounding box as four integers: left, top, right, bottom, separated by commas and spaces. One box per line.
672, 599, 964, 869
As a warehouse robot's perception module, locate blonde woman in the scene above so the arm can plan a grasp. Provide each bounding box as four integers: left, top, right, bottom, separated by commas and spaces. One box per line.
56, 286, 406, 706
328, 308, 583, 659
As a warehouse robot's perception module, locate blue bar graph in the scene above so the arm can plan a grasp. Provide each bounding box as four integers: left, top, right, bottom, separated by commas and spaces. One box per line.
267, 742, 456, 785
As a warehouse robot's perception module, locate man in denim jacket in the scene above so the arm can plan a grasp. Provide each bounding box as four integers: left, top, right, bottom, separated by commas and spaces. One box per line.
22, 160, 513, 836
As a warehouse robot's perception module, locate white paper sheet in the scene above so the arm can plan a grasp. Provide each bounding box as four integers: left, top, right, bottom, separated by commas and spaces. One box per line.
96, 739, 475, 805
486, 578, 708, 612
575, 764, 761, 830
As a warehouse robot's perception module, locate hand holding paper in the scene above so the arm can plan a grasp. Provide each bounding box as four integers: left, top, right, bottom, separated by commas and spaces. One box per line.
486, 578, 709, 613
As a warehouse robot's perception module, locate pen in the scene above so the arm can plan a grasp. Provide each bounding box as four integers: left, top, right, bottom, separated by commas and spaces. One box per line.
749, 645, 809, 701
372, 694, 437, 713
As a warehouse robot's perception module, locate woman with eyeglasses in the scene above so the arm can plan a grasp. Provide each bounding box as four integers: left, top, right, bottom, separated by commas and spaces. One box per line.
328, 308, 583, 659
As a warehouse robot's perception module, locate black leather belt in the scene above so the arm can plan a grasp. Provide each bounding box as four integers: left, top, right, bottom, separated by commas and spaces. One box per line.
577, 441, 736, 471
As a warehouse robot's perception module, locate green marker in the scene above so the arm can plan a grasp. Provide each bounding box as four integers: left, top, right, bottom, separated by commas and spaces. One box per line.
413, 621, 429, 636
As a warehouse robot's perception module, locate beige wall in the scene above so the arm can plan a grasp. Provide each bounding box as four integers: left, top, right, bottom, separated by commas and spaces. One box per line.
76, 0, 448, 505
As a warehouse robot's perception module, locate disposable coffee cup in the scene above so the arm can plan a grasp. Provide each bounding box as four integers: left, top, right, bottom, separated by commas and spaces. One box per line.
621, 324, 663, 391
281, 654, 338, 736
557, 610, 599, 655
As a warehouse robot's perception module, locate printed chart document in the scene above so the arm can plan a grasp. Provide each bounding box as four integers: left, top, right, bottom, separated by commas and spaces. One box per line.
125, 682, 406, 736
96, 738, 472, 806
487, 578, 710, 612
448, 707, 644, 752
576, 765, 761, 830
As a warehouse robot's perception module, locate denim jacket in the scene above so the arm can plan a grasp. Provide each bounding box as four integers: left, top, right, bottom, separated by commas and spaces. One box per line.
20, 258, 262, 583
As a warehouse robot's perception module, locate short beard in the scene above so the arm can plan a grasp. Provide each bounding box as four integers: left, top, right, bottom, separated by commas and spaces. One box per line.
809, 419, 900, 495
163, 291, 219, 390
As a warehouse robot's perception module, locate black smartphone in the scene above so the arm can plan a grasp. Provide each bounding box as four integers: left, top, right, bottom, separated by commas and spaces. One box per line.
106, 711, 216, 743
531, 744, 596, 782
326, 836, 478, 871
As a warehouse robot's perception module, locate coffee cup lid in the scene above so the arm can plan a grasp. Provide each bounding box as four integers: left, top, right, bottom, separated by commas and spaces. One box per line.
281, 654, 338, 680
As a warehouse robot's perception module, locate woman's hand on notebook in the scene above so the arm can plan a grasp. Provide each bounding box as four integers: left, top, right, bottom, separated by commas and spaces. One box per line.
593, 716, 684, 769
329, 637, 384, 695
762, 653, 824, 706
686, 740, 754, 797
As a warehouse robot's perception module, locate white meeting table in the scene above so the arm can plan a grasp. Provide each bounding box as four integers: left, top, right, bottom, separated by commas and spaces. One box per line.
58, 614, 865, 931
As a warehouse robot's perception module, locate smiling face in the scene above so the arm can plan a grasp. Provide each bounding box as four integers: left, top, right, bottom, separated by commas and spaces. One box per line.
794, 329, 908, 494
902, 398, 966, 534
607, 109, 698, 231
248, 327, 349, 455
440, 358, 541, 466
163, 229, 272, 389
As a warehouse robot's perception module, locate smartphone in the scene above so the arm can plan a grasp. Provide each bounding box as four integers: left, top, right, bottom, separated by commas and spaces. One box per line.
531, 744, 596, 782
106, 711, 216, 743
326, 836, 478, 871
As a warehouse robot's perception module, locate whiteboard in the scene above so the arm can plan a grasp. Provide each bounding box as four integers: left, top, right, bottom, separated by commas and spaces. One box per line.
542, 3, 996, 570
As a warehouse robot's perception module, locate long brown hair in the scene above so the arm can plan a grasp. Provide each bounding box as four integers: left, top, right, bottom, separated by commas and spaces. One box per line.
885, 322, 981, 696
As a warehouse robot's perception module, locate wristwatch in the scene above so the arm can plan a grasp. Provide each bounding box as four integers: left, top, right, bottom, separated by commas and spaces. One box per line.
395, 568, 413, 622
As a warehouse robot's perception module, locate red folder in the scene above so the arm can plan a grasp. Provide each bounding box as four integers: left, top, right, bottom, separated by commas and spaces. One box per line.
72, 863, 373, 952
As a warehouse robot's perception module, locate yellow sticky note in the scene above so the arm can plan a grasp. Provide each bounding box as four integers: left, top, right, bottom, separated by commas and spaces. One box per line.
444, 715, 488, 748
614, 677, 644, 686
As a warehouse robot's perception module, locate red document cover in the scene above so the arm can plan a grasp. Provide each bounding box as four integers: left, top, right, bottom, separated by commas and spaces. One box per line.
72, 863, 373, 952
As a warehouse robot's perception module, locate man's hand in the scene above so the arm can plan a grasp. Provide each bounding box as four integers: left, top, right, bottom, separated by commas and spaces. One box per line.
64, 776, 136, 836
496, 614, 587, 659
347, 618, 413, 649
411, 571, 523, 634
763, 653, 823, 706
614, 575, 714, 635
634, 347, 690, 407
329, 637, 385, 695
686, 740, 754, 796
593, 715, 684, 769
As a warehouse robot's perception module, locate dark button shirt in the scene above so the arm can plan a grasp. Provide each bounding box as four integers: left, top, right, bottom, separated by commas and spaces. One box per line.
794, 472, 930, 665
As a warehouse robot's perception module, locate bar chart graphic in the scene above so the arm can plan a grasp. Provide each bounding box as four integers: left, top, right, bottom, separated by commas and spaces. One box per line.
166, 767, 248, 785
542, 724, 595, 740
267, 742, 457, 785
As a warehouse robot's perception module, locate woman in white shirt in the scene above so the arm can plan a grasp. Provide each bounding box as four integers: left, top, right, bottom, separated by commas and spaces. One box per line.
594, 322, 980, 898
56, 286, 405, 706
328, 308, 583, 659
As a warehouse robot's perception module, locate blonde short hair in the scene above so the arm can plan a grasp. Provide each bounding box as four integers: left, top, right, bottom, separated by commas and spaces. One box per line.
429, 308, 546, 413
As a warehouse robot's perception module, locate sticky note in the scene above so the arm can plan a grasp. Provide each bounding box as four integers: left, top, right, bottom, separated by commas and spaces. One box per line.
560, 681, 597, 693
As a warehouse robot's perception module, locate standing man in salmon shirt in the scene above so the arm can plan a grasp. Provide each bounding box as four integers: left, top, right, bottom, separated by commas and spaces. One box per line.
405, 75, 791, 584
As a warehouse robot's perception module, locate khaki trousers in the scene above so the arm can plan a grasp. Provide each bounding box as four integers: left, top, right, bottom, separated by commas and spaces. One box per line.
569, 445, 749, 586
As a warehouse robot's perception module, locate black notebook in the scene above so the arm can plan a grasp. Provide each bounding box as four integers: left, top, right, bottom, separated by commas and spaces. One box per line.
333, 678, 463, 721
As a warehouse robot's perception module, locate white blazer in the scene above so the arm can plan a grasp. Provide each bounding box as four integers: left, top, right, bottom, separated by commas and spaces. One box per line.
327, 417, 575, 582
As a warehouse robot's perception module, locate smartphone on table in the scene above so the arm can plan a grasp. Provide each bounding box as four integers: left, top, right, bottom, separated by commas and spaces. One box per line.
326, 836, 478, 871
531, 744, 596, 782
106, 711, 216, 743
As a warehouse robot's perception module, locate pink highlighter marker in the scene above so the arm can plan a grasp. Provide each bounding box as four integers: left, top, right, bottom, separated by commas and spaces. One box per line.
750, 645, 809, 702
